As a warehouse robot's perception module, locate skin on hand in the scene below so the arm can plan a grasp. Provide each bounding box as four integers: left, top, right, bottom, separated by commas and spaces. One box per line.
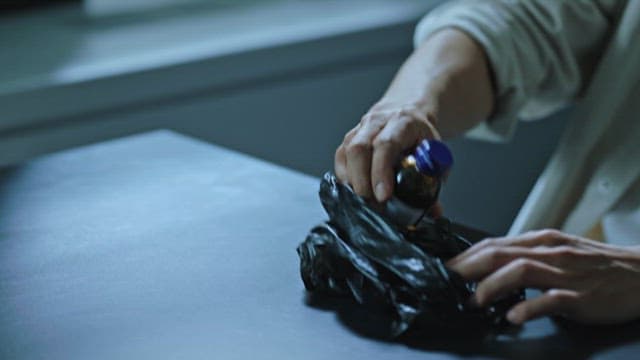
334, 104, 440, 202
447, 229, 640, 325
334, 28, 494, 203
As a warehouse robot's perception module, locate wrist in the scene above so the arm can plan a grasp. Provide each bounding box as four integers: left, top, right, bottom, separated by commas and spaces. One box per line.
368, 99, 441, 141
371, 98, 440, 127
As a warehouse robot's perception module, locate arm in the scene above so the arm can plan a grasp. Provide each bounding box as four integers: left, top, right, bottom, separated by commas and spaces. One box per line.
334, 28, 494, 202
382, 28, 495, 139
334, 0, 630, 324
335, 0, 619, 202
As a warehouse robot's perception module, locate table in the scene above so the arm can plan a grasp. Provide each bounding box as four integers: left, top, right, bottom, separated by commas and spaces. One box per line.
1, 130, 638, 359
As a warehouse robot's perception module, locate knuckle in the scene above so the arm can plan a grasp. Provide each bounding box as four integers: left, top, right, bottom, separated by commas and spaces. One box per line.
487, 247, 510, 266
404, 117, 430, 137
372, 135, 400, 149
512, 258, 536, 277
407, 114, 427, 126
360, 113, 380, 125
360, 114, 372, 123
536, 229, 563, 242
345, 141, 372, 157
343, 126, 359, 140
552, 245, 579, 258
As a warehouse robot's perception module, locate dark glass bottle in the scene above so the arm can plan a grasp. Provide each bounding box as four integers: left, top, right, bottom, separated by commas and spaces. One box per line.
385, 139, 453, 228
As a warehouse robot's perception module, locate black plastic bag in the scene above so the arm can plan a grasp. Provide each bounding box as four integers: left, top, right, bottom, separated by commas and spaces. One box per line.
297, 173, 524, 337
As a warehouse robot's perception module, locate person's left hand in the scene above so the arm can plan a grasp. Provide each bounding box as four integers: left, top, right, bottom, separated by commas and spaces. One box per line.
447, 229, 640, 325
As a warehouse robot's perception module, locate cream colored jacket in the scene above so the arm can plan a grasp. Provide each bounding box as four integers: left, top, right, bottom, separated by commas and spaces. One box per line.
415, 0, 640, 244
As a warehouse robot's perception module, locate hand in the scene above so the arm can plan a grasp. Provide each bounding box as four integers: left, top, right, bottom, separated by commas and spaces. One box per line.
447, 229, 640, 325
334, 102, 440, 202
333, 29, 493, 203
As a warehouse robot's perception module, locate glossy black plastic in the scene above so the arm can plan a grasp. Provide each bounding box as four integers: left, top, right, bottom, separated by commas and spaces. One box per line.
297, 173, 524, 337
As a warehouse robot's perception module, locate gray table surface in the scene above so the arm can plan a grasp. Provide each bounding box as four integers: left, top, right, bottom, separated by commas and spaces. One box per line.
1, 130, 639, 360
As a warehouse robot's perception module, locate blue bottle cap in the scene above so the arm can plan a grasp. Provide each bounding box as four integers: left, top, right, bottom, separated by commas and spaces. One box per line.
414, 139, 453, 177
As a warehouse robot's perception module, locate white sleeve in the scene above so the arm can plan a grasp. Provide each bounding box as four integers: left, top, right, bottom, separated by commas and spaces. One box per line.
414, 0, 623, 141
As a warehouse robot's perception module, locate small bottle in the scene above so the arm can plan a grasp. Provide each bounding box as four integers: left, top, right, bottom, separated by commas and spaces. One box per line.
384, 139, 453, 228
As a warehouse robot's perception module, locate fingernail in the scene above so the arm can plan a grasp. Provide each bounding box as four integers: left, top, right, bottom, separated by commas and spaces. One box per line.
374, 182, 387, 202
472, 292, 488, 307
506, 309, 520, 324
467, 294, 480, 308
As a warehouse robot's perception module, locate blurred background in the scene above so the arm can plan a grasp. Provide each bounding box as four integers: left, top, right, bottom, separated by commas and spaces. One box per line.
0, 0, 567, 234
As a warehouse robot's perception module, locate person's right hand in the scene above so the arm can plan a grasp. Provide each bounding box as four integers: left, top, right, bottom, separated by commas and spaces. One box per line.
333, 28, 493, 205
334, 101, 440, 203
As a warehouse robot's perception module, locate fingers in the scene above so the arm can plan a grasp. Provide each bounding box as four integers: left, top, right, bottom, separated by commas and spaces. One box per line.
335, 106, 439, 201
506, 289, 578, 325
370, 116, 428, 202
448, 229, 570, 268
448, 246, 539, 280
345, 119, 384, 198
448, 242, 591, 281
334, 128, 357, 183
442, 228, 640, 326
474, 258, 566, 306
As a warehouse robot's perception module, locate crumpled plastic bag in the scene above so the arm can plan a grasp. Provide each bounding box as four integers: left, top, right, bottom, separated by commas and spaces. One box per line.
297, 173, 524, 337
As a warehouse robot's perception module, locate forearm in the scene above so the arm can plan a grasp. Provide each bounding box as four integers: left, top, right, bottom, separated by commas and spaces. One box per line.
335, 28, 497, 200
377, 28, 494, 139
